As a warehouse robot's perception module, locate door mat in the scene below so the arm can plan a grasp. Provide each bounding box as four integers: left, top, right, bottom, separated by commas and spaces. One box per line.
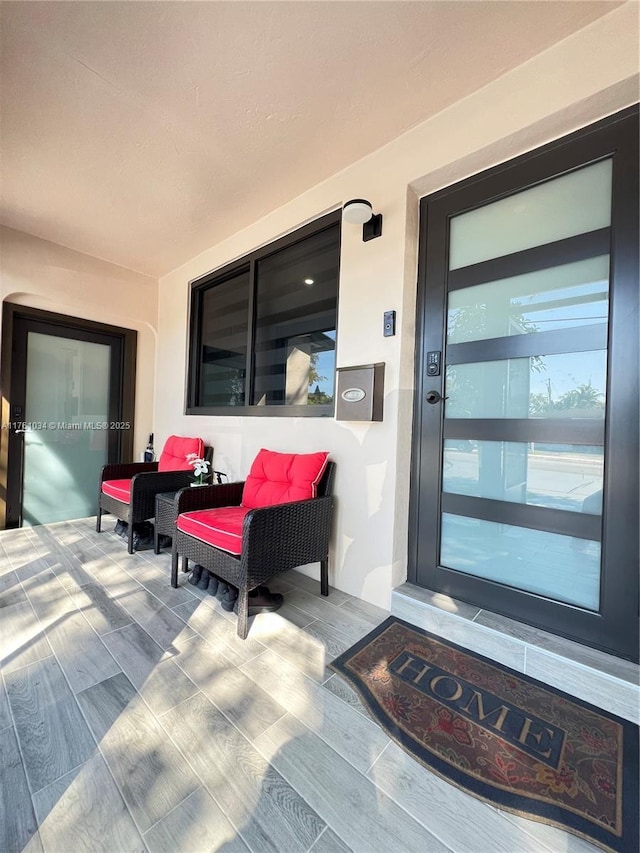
330, 617, 638, 852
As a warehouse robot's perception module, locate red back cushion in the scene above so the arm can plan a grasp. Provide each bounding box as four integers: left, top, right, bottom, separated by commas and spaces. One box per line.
157, 435, 205, 472
241, 448, 329, 509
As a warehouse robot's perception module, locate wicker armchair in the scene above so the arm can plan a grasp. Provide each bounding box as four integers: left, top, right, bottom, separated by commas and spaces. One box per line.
171, 459, 335, 639
96, 437, 212, 554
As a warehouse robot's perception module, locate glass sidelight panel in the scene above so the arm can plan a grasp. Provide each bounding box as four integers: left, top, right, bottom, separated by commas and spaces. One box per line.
23, 332, 111, 525
449, 159, 612, 269
445, 351, 607, 419
440, 513, 600, 610
447, 255, 609, 343
443, 440, 603, 513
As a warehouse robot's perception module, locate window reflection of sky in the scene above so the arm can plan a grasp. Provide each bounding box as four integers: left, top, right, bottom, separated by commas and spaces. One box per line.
447, 255, 610, 343
528, 350, 607, 397
515, 279, 608, 332
314, 330, 336, 395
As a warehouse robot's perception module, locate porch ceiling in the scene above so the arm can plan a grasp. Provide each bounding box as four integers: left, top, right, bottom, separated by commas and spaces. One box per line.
0, 1, 623, 277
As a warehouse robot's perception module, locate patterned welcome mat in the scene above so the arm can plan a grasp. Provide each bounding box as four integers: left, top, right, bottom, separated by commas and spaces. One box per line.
330, 617, 638, 853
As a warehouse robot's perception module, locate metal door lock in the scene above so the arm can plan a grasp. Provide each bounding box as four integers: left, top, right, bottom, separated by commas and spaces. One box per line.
425, 390, 447, 404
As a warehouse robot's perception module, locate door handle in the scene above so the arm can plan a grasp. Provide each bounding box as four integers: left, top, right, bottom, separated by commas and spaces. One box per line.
425, 390, 447, 404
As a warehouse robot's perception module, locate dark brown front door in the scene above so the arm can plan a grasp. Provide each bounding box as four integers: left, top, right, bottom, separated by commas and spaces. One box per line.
409, 107, 639, 661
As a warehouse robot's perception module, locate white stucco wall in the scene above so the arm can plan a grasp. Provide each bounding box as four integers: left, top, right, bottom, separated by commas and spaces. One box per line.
155, 5, 638, 608
0, 226, 158, 460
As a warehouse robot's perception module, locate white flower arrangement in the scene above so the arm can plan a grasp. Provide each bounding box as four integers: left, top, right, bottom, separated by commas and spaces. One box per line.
186, 453, 211, 485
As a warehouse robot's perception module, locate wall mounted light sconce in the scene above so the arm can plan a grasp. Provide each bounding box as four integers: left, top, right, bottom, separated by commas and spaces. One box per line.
342, 198, 383, 242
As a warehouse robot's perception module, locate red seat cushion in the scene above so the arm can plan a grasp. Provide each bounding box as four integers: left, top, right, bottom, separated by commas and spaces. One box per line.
241, 448, 329, 509
101, 479, 132, 503
157, 435, 205, 472
176, 506, 249, 556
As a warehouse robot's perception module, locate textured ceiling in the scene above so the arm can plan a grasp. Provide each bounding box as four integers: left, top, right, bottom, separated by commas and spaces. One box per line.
0, 1, 623, 277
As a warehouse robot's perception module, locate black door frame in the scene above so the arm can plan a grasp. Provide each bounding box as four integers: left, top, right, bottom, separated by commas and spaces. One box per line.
0, 303, 137, 529
408, 106, 639, 662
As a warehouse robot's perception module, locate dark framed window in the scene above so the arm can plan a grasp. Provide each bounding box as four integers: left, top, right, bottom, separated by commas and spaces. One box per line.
187, 211, 341, 416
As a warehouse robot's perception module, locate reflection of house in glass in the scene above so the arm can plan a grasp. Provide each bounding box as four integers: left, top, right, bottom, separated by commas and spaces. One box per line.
200, 344, 246, 407
285, 331, 336, 406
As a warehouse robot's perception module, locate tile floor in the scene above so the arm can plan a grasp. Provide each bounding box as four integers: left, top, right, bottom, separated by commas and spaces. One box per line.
0, 518, 602, 853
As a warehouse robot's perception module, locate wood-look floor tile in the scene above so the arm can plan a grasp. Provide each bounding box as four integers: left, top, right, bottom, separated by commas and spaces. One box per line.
256, 576, 296, 596
103, 622, 198, 716
41, 521, 85, 547
1, 600, 54, 674
249, 617, 331, 683
170, 594, 203, 618
310, 827, 353, 853
45, 551, 96, 590
77, 672, 200, 832
284, 589, 377, 643
265, 601, 317, 629
32, 752, 146, 853
337, 596, 389, 626
118, 588, 195, 650
0, 569, 28, 609
45, 610, 122, 693
23, 572, 122, 691
59, 539, 105, 566
21, 567, 75, 622
170, 636, 286, 739
119, 558, 165, 582
92, 537, 126, 554
367, 740, 553, 853
14, 555, 55, 584
0, 724, 41, 853
495, 806, 602, 853
144, 786, 250, 853
162, 692, 326, 853
82, 559, 140, 595
0, 675, 12, 730
322, 674, 371, 720
2, 534, 39, 569
281, 570, 353, 606
26, 528, 58, 556
138, 575, 198, 609
254, 713, 451, 853
241, 650, 389, 773
172, 599, 265, 666
304, 619, 357, 660
5, 657, 96, 792
70, 581, 135, 634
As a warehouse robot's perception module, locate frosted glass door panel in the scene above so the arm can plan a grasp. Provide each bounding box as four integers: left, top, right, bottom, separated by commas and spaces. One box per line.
23, 332, 110, 525
447, 256, 609, 343
445, 351, 607, 419
440, 514, 600, 610
449, 159, 612, 269
443, 441, 603, 513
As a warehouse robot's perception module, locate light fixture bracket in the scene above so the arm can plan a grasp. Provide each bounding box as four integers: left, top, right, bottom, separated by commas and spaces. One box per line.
363, 213, 383, 242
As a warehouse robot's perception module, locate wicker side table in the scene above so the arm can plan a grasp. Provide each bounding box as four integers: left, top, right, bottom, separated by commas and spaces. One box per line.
154, 491, 179, 554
